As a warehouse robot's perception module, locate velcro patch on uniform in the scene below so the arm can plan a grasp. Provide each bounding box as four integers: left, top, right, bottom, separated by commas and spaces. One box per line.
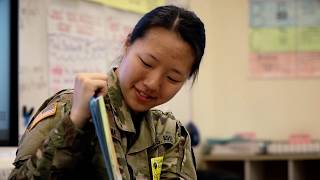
28, 102, 57, 131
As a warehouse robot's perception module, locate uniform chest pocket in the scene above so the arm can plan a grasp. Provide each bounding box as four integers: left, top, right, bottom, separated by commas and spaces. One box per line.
126, 149, 150, 179
149, 134, 176, 158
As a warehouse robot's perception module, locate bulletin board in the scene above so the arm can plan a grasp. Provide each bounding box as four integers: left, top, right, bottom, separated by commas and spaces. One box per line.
249, 0, 320, 78
19, 0, 191, 135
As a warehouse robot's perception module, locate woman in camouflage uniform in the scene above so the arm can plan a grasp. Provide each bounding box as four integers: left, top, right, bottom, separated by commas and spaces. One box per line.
9, 5, 205, 180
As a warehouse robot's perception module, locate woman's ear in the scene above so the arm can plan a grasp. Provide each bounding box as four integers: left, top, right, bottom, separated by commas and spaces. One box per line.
124, 33, 132, 54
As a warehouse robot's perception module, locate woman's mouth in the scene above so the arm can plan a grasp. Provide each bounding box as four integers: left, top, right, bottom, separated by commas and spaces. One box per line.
135, 88, 154, 102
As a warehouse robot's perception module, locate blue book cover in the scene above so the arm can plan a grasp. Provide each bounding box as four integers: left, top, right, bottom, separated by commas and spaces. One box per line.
89, 96, 122, 180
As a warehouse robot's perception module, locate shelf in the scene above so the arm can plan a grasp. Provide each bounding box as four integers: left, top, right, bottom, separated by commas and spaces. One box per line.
201, 154, 320, 180
202, 154, 320, 161
247, 161, 287, 180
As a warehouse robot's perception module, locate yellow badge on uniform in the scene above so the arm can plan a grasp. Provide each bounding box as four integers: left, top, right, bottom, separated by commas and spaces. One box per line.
151, 156, 163, 180
28, 102, 57, 131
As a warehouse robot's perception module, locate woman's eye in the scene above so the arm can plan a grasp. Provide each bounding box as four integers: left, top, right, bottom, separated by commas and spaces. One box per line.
140, 58, 152, 68
168, 77, 180, 83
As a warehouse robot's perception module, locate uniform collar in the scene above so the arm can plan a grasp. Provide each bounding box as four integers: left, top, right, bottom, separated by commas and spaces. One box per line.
107, 68, 135, 133
128, 111, 156, 154
107, 68, 156, 153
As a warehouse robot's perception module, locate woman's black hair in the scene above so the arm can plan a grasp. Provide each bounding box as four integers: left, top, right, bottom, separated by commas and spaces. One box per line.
129, 5, 206, 82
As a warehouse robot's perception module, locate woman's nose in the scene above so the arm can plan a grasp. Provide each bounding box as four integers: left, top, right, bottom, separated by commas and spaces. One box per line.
143, 71, 162, 92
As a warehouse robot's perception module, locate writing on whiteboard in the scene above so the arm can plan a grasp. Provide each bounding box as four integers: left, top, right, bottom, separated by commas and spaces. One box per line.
47, 0, 139, 94
19, 0, 42, 30
48, 2, 107, 94
49, 34, 108, 61
20, 66, 47, 92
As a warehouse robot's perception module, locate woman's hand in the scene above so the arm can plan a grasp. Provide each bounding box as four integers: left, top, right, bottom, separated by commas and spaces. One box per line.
70, 73, 108, 128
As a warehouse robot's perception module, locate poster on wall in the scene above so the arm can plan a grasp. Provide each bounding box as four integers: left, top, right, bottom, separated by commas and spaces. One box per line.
249, 0, 320, 78
89, 0, 189, 14
90, 0, 165, 14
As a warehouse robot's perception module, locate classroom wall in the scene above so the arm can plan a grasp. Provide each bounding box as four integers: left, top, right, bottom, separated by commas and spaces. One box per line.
18, 0, 193, 135
18, 0, 320, 141
189, 0, 320, 140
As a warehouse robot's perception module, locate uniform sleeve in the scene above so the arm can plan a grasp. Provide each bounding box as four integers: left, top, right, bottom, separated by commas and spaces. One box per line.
8, 97, 87, 180
160, 123, 197, 180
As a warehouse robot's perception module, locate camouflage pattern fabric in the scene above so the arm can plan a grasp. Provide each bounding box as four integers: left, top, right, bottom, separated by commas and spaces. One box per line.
9, 69, 197, 180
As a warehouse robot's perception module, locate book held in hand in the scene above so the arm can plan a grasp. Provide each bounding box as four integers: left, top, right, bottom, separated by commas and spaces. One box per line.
89, 96, 122, 180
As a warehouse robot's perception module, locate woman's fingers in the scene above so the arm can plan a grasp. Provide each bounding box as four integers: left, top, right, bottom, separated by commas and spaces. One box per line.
70, 73, 108, 128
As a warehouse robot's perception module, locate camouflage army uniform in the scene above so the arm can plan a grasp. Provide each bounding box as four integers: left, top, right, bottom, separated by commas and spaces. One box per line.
9, 69, 197, 180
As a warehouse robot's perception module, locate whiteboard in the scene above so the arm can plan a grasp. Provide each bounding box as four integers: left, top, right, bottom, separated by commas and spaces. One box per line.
19, 0, 191, 135
19, 0, 49, 136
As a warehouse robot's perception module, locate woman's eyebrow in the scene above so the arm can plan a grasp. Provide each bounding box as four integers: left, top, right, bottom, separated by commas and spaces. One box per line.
147, 53, 159, 62
171, 68, 183, 75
